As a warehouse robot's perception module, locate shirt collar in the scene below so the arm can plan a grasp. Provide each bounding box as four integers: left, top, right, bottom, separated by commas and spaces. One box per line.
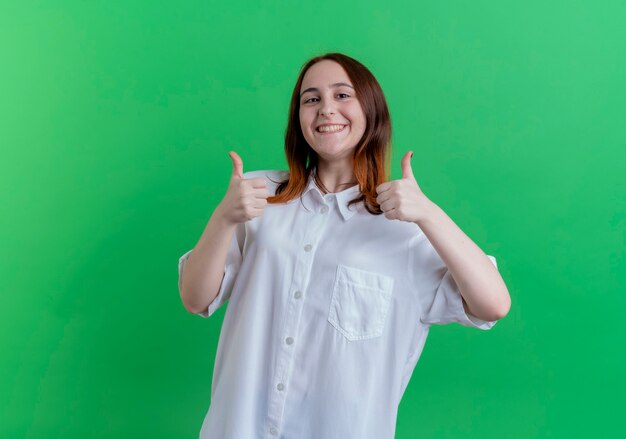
302, 169, 361, 221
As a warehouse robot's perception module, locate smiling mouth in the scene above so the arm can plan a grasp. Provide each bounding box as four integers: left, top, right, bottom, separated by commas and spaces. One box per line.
316, 124, 347, 134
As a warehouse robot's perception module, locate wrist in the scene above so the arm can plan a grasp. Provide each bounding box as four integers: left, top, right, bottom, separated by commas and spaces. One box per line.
212, 203, 237, 229
414, 194, 439, 227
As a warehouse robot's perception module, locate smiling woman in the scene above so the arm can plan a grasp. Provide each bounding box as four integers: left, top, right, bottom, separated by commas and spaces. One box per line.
177, 52, 510, 439
267, 53, 392, 210
298, 61, 367, 186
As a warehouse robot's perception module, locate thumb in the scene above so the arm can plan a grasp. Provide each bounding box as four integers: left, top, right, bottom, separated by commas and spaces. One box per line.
228, 151, 244, 179
401, 151, 415, 180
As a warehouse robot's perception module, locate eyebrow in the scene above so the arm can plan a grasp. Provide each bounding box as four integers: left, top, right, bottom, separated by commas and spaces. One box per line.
300, 82, 354, 97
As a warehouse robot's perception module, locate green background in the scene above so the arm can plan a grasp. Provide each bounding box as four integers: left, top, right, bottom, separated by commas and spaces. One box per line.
1, 0, 624, 437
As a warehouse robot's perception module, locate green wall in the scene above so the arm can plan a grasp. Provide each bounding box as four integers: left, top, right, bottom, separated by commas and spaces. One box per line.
1, 1, 624, 437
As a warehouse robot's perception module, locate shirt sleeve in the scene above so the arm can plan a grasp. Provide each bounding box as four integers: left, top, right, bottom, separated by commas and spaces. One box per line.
409, 232, 499, 330
177, 221, 245, 318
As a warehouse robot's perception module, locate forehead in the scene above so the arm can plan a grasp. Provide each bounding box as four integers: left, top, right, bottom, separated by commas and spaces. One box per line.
300, 60, 352, 90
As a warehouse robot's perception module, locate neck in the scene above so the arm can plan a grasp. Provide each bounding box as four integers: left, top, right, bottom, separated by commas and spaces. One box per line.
316, 160, 358, 192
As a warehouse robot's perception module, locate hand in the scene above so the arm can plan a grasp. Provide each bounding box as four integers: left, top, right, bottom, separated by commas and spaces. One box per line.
375, 151, 432, 223
216, 151, 269, 225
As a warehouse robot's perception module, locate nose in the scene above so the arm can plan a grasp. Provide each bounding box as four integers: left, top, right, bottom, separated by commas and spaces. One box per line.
318, 98, 336, 117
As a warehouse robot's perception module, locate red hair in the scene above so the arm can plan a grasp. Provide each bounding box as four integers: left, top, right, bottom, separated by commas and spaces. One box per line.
267, 52, 392, 215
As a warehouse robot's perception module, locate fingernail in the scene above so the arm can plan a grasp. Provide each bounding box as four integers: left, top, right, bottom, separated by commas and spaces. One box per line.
410, 152, 413, 159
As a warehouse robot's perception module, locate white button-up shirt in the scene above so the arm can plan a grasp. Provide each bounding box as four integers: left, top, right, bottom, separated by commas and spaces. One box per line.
178, 169, 500, 439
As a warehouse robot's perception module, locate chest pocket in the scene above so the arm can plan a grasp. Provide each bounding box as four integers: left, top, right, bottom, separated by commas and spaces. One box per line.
328, 264, 395, 341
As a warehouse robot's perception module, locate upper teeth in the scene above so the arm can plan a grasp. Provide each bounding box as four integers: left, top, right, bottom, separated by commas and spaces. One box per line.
317, 124, 345, 133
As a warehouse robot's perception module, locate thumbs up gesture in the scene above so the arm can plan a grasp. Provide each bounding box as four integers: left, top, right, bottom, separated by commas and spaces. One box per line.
375, 151, 431, 223
216, 151, 270, 225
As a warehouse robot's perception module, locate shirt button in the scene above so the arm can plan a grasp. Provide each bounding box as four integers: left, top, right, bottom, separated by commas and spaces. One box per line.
285, 337, 294, 345
320, 205, 329, 214
277, 383, 285, 391
270, 427, 278, 436
304, 244, 312, 252
294, 291, 302, 299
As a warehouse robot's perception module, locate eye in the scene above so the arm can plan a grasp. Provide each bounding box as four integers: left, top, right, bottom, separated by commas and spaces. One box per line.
337, 93, 350, 99
303, 97, 319, 104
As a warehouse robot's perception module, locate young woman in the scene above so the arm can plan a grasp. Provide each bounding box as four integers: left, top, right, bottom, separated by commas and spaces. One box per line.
178, 52, 511, 439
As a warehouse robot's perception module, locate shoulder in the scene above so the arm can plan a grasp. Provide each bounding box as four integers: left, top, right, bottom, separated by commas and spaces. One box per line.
242, 169, 289, 180
242, 169, 290, 194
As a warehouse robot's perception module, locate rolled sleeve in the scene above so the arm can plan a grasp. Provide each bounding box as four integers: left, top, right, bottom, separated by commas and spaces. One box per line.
177, 222, 245, 318
410, 233, 499, 330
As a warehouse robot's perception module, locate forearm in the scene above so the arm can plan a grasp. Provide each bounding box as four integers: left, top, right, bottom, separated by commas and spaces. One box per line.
416, 196, 511, 321
180, 203, 238, 314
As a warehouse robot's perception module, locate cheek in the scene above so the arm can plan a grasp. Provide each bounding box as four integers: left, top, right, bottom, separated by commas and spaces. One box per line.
299, 110, 312, 131
351, 112, 367, 134
299, 114, 316, 144
347, 105, 366, 129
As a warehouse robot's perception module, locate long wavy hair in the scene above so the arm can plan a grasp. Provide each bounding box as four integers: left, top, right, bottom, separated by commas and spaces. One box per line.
266, 52, 392, 215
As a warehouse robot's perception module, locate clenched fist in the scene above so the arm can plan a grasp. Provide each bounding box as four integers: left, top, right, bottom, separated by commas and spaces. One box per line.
216, 151, 270, 225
